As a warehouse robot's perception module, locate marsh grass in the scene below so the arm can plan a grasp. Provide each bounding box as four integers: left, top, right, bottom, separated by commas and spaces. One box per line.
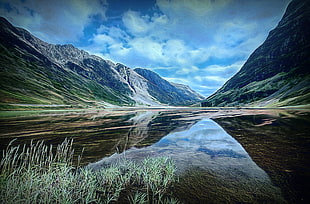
0, 139, 178, 203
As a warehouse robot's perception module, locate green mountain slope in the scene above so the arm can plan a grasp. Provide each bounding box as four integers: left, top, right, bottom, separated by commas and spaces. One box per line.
0, 17, 134, 108
202, 0, 310, 107
0, 17, 203, 110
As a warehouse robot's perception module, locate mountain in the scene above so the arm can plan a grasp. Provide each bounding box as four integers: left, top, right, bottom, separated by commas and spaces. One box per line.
0, 17, 203, 109
134, 68, 204, 105
202, 0, 310, 107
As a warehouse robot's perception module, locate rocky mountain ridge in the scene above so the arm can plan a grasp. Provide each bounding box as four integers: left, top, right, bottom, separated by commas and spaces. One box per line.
134, 68, 204, 105
202, 0, 310, 107
0, 17, 203, 109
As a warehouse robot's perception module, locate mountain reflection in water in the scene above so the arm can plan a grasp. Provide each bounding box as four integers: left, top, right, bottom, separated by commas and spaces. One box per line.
1, 108, 309, 203
89, 118, 285, 203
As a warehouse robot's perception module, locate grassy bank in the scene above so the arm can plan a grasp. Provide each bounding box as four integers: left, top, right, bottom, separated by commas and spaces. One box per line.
0, 139, 178, 203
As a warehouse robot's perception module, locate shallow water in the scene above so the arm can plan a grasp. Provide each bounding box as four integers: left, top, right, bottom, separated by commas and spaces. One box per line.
0, 108, 309, 203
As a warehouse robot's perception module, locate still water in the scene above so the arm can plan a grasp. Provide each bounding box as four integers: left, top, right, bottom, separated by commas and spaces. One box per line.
0, 108, 309, 203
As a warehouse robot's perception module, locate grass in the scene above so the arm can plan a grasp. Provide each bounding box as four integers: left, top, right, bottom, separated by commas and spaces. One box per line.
0, 139, 178, 203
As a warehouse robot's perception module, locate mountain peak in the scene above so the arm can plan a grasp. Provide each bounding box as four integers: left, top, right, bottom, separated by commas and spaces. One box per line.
0, 16, 12, 28
202, 0, 310, 107
0, 17, 203, 109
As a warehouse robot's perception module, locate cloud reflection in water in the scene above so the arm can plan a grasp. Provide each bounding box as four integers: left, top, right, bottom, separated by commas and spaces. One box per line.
89, 118, 285, 202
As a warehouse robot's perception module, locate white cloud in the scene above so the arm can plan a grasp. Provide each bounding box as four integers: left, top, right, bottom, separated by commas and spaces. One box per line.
93, 34, 115, 45
164, 39, 185, 57
97, 25, 130, 42
176, 66, 200, 75
87, 0, 289, 69
109, 43, 132, 57
0, 0, 108, 43
194, 76, 227, 83
107, 0, 285, 68
130, 37, 164, 62
163, 77, 190, 85
198, 85, 221, 90
122, 10, 151, 35
205, 61, 244, 74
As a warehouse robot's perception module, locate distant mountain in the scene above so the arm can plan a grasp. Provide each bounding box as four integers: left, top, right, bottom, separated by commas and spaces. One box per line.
202, 0, 310, 107
134, 68, 204, 105
0, 17, 203, 109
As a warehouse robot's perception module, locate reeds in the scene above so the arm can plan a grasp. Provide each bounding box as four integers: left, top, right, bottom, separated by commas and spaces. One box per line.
0, 139, 178, 203
1, 138, 76, 174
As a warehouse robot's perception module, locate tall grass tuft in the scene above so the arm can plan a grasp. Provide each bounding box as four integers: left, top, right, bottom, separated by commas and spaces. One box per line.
0, 139, 179, 203
1, 138, 75, 174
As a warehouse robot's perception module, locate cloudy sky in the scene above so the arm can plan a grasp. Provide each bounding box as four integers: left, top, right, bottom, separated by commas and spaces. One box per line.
0, 0, 291, 97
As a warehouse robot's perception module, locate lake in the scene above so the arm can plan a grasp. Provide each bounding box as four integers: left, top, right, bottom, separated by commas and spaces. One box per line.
0, 108, 309, 203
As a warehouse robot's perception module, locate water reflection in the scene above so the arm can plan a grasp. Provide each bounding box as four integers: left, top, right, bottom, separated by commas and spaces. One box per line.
89, 118, 285, 203
155, 119, 247, 159
214, 113, 310, 203
0, 109, 201, 164
1, 108, 309, 202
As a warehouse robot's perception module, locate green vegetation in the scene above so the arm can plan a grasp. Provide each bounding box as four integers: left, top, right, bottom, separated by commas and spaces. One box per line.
202, 72, 310, 108
0, 45, 135, 110
0, 139, 178, 203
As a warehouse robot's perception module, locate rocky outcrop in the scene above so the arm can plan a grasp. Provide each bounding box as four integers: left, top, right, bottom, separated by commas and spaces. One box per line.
202, 0, 310, 107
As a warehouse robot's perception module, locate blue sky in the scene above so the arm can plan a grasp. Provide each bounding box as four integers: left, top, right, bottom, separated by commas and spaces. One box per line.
0, 0, 291, 97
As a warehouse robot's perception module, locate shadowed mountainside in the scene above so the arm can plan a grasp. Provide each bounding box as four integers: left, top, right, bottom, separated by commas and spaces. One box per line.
202, 0, 310, 107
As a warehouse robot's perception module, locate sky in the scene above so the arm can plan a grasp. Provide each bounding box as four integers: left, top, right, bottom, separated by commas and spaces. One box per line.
0, 0, 291, 97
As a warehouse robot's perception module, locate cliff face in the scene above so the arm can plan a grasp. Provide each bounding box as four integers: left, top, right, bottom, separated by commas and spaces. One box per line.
202, 0, 310, 107
0, 17, 203, 109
